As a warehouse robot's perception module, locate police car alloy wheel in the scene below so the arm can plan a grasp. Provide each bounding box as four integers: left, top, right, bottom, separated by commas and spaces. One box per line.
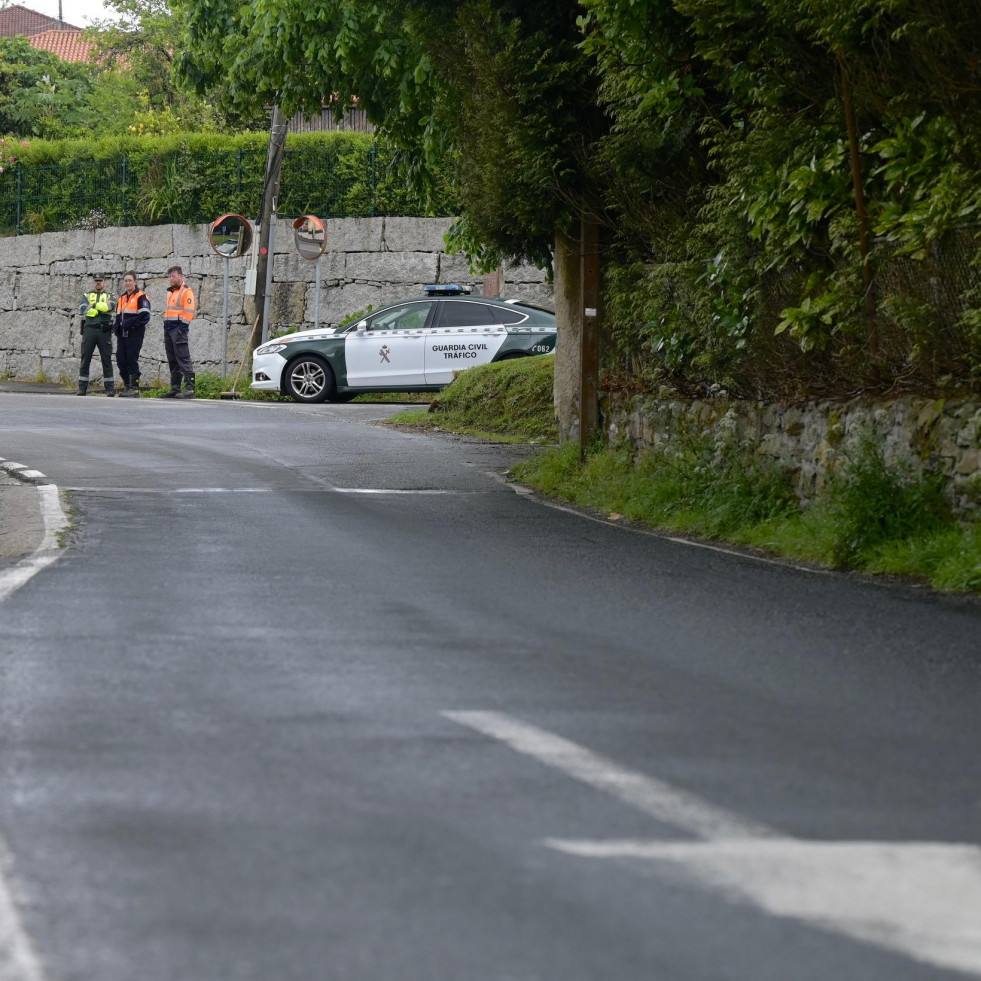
284, 355, 335, 403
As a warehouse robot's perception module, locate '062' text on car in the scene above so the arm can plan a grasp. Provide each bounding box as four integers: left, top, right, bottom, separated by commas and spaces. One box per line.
251, 285, 557, 403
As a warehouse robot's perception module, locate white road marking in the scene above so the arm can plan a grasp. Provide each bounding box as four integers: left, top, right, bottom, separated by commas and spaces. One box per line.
0, 476, 63, 981
547, 838, 981, 977
442, 711, 776, 840
0, 484, 69, 603
446, 711, 981, 976
60, 487, 275, 494
0, 840, 45, 981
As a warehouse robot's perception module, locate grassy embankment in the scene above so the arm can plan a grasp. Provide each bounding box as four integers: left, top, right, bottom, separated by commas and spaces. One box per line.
390, 355, 981, 592
386, 355, 559, 443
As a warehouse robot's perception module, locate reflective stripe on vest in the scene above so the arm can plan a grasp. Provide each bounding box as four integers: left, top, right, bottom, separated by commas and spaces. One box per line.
85, 292, 112, 317
117, 290, 147, 313
164, 285, 195, 323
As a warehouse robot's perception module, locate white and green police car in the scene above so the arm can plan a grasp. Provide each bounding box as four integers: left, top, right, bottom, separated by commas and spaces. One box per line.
251, 285, 557, 403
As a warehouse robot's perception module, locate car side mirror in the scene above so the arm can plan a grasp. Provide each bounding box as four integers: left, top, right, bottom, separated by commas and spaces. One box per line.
355, 320, 368, 335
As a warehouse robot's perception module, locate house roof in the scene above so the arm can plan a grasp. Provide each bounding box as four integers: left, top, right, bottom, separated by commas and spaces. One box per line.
0, 4, 79, 38
28, 28, 92, 62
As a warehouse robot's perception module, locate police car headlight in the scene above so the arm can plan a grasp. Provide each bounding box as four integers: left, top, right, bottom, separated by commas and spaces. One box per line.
256, 343, 288, 356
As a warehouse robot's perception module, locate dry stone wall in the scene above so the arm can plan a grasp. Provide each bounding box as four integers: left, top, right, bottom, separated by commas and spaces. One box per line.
0, 218, 551, 385
605, 394, 981, 515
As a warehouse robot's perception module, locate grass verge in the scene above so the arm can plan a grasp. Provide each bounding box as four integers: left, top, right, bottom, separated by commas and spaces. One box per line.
386, 355, 558, 443
511, 437, 981, 593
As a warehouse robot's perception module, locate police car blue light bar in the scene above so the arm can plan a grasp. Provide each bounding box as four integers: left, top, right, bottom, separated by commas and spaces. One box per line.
423, 284, 472, 296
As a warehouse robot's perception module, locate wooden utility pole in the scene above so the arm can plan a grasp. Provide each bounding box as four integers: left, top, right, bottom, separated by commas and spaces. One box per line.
579, 218, 601, 455
253, 105, 288, 347
840, 55, 877, 356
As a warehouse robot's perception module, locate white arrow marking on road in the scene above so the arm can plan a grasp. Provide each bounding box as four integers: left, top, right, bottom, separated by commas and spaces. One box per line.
445, 711, 981, 977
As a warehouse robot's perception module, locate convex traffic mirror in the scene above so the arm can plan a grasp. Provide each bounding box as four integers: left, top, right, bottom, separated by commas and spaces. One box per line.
293, 215, 327, 260
209, 213, 253, 258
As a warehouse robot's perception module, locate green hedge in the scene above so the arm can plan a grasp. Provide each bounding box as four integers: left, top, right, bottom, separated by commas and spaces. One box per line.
0, 132, 457, 234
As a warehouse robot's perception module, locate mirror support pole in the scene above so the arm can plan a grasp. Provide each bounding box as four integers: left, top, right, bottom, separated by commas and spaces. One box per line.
221, 256, 230, 378
314, 254, 322, 332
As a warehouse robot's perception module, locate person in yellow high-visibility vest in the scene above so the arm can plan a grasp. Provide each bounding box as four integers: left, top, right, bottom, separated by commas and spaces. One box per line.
76, 273, 116, 396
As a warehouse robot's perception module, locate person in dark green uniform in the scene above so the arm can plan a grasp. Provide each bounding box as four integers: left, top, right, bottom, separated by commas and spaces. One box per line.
77, 273, 116, 396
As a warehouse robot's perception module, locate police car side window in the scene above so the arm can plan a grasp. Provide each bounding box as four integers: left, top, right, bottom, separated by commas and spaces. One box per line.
494, 306, 528, 325
437, 301, 498, 328
369, 302, 433, 331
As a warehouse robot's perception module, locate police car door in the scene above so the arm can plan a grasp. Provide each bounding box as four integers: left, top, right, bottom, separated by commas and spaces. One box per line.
425, 300, 508, 386
345, 300, 433, 387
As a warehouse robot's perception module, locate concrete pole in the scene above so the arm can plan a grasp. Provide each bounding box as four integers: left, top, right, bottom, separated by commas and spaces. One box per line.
221, 256, 230, 377
314, 254, 322, 331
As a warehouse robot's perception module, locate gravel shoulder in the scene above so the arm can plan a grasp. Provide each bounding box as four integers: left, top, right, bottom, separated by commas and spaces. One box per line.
0, 472, 45, 567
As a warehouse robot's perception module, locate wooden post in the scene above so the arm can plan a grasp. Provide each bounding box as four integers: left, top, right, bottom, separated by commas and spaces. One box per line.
254, 105, 287, 348
579, 218, 601, 455
840, 55, 877, 356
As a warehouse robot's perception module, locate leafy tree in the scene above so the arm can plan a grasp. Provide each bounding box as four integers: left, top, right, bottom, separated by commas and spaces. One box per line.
86, 0, 266, 133
0, 37, 94, 138
173, 0, 601, 267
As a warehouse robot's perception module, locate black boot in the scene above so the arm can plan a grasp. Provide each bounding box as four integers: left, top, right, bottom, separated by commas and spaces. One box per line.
119, 378, 139, 398
160, 372, 181, 399
75, 380, 88, 396
105, 380, 116, 397
176, 373, 196, 399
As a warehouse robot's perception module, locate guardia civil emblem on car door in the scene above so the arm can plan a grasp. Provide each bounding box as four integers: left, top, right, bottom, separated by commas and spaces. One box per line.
379, 345, 391, 363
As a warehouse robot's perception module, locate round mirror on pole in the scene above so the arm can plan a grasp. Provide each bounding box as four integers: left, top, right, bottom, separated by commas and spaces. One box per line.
294, 215, 327, 331
209, 213, 253, 258
208, 213, 254, 378
293, 215, 326, 260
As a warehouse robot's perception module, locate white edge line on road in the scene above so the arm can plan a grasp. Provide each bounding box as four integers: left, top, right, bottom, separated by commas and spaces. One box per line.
0, 471, 63, 981
0, 481, 69, 604
442, 710, 777, 842
499, 476, 831, 576
0, 840, 45, 981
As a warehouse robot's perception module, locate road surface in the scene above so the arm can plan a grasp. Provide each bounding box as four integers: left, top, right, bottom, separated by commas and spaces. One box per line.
0, 392, 979, 981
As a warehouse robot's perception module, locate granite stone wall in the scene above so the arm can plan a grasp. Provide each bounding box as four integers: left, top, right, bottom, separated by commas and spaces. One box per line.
605, 394, 981, 515
0, 218, 551, 385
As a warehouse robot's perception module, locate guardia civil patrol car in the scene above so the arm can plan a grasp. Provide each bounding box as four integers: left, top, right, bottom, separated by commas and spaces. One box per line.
251, 285, 557, 403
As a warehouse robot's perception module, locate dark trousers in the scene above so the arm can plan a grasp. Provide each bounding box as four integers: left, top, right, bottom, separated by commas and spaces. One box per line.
115, 325, 146, 385
164, 326, 194, 386
79, 325, 113, 383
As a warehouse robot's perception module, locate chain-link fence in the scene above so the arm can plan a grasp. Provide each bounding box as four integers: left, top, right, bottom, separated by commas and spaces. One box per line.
0, 142, 453, 235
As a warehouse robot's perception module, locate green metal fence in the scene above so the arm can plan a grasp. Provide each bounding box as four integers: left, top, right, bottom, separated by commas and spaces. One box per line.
0, 142, 449, 235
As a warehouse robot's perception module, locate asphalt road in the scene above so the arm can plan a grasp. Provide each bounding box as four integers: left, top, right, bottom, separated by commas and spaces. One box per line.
0, 392, 979, 981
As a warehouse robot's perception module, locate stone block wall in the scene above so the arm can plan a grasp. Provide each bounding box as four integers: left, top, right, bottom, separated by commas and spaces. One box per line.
0, 218, 551, 385
605, 394, 981, 514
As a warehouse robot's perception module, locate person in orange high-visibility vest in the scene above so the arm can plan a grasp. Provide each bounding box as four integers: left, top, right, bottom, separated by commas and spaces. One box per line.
114, 270, 151, 397
160, 265, 197, 399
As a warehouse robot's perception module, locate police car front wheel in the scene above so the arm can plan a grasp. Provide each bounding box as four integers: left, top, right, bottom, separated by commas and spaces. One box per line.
284, 355, 336, 403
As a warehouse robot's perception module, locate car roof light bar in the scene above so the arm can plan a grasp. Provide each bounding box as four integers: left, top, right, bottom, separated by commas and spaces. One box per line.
423, 284, 472, 296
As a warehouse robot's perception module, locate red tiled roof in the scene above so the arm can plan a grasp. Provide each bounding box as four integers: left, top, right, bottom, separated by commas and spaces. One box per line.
0, 4, 79, 38
28, 28, 92, 63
